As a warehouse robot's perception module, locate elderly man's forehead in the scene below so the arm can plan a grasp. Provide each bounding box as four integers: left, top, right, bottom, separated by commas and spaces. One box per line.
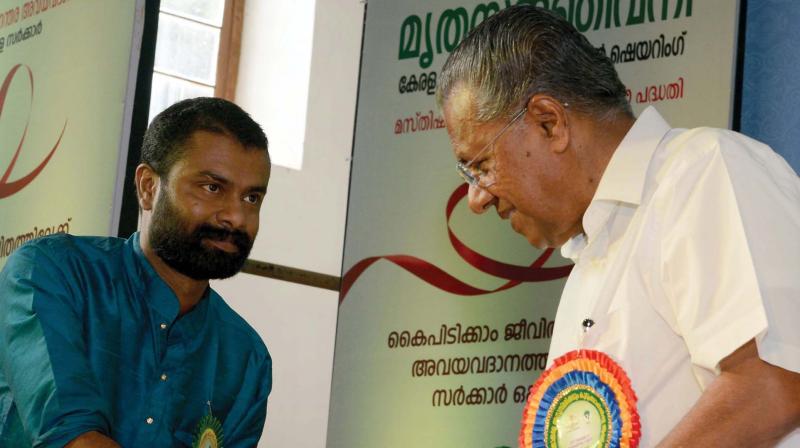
447, 84, 477, 113
444, 85, 485, 155
447, 84, 483, 120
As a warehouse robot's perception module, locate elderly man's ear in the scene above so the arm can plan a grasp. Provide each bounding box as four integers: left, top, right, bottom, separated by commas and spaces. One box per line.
526, 95, 570, 153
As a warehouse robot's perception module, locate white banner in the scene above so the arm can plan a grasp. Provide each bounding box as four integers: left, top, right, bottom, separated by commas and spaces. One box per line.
329, 1, 739, 446
0, 0, 142, 269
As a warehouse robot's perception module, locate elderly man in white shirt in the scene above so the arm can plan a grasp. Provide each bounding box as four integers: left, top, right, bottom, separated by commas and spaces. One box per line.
439, 5, 800, 447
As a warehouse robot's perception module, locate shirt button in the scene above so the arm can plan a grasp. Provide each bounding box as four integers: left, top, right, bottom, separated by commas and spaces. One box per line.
146, 417, 154, 425
160, 323, 167, 330
160, 373, 168, 381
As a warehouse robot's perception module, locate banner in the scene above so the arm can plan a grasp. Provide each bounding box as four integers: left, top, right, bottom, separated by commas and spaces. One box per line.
330, 1, 739, 446
0, 0, 142, 269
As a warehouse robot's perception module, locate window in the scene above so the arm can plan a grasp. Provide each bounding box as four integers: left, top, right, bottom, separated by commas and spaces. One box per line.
149, 0, 243, 122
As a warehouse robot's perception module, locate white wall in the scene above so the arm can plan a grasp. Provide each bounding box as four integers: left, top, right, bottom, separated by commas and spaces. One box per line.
211, 0, 364, 447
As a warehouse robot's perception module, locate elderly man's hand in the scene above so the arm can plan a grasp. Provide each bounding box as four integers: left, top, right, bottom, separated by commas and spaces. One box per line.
64, 431, 121, 448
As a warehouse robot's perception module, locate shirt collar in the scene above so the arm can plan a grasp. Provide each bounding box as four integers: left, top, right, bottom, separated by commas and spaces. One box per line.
561, 107, 671, 260
591, 106, 671, 205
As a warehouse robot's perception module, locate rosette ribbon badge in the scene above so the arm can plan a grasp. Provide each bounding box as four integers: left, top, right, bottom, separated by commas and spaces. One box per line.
519, 350, 641, 448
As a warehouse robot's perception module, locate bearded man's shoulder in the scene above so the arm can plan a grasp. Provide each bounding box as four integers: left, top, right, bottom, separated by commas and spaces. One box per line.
3, 233, 132, 284
207, 290, 270, 359
27, 233, 127, 262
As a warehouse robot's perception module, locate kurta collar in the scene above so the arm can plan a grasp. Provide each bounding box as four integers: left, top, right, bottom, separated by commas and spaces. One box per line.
127, 232, 211, 331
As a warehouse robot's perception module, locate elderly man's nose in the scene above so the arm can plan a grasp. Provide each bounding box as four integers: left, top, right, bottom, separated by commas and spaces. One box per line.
467, 184, 496, 214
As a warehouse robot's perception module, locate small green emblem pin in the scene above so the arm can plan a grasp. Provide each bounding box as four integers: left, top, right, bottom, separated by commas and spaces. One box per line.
193, 401, 224, 448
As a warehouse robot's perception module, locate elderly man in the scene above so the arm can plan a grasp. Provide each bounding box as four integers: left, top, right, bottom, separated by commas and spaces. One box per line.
0, 97, 272, 447
438, 6, 800, 447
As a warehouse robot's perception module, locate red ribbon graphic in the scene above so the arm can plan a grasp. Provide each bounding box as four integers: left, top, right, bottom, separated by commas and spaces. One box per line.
0, 64, 67, 199
339, 183, 573, 303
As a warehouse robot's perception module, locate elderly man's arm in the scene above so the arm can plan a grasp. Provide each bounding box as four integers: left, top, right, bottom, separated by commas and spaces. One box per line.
658, 339, 800, 447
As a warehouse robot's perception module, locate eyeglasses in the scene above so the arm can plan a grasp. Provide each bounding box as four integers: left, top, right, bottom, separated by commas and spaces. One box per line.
456, 107, 527, 188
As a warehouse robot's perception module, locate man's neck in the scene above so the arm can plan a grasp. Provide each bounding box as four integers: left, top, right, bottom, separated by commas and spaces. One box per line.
139, 234, 209, 316
578, 111, 636, 190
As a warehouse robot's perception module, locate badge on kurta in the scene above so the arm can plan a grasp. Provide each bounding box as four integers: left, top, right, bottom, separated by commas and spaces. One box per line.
192, 406, 224, 448
519, 350, 640, 448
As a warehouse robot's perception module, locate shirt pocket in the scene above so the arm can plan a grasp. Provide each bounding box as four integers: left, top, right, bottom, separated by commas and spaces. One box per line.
581, 305, 624, 353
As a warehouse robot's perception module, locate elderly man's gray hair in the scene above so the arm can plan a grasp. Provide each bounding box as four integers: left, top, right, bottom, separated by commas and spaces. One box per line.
437, 5, 632, 122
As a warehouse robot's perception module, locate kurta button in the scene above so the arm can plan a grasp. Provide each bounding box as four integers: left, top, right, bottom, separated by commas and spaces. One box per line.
582, 319, 595, 331
160, 373, 168, 381
146, 417, 154, 425
160, 323, 167, 330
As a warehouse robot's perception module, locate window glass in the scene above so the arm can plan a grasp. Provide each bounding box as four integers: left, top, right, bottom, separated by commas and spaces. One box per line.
161, 0, 225, 26
148, 73, 214, 123
154, 13, 219, 85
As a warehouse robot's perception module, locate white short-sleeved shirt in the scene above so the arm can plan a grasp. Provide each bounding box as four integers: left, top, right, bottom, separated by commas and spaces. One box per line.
548, 107, 800, 446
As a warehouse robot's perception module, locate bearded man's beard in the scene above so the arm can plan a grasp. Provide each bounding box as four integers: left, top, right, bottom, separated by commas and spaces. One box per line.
148, 192, 253, 280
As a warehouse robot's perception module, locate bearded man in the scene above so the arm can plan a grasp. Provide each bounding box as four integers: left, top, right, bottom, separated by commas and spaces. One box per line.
0, 97, 272, 447
439, 5, 800, 447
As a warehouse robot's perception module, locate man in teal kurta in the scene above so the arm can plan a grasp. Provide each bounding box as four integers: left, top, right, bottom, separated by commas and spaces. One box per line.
0, 97, 273, 447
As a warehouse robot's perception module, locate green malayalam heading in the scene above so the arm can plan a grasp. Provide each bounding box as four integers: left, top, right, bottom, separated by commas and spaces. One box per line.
399, 0, 693, 69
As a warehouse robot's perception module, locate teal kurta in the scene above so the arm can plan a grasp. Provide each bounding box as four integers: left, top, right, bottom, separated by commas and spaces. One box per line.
0, 233, 271, 447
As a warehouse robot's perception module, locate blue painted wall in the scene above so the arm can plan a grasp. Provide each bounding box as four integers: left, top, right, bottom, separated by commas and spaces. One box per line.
741, 0, 800, 173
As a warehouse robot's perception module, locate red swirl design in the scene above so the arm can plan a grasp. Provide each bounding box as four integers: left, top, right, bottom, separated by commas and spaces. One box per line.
0, 64, 67, 199
340, 183, 573, 303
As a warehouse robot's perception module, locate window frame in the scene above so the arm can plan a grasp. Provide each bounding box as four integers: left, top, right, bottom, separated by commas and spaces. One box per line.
151, 0, 244, 103
215, 0, 245, 100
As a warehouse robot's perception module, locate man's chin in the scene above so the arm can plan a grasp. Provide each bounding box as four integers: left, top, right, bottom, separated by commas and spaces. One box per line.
510, 215, 546, 248
164, 247, 250, 280
513, 223, 570, 250
521, 231, 550, 249
186, 259, 247, 280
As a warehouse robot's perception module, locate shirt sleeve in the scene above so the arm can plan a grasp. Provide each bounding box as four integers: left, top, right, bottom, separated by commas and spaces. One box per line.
222, 347, 272, 447
0, 241, 113, 447
660, 130, 800, 374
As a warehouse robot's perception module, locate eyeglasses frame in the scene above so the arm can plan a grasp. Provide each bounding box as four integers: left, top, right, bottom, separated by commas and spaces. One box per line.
455, 106, 528, 188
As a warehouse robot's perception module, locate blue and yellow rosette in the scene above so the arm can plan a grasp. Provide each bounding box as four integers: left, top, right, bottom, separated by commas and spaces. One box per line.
519, 350, 641, 448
